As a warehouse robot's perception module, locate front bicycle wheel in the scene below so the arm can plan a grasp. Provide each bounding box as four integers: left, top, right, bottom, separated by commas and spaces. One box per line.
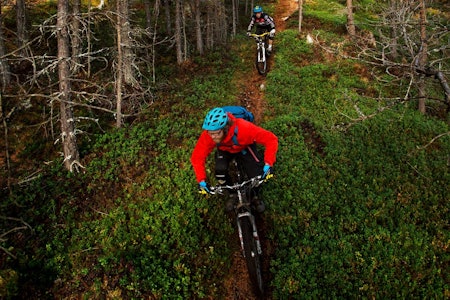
240, 216, 264, 297
255, 46, 267, 75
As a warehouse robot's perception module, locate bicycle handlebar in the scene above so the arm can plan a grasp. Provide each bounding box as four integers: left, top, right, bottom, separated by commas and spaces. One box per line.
249, 32, 270, 39
209, 174, 273, 195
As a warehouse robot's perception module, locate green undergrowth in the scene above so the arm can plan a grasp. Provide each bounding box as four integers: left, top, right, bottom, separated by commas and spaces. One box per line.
52, 62, 244, 298
1, 52, 242, 298
262, 22, 449, 298
1, 0, 449, 298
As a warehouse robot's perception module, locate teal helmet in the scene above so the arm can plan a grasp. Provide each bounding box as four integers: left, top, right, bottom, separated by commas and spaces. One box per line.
253, 5, 263, 13
202, 108, 228, 130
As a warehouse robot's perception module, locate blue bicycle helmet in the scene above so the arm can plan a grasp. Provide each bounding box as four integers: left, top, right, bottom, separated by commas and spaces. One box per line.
202, 108, 228, 130
253, 5, 263, 13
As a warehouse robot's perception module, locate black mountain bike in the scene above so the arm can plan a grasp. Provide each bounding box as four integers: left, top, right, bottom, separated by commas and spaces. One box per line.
211, 160, 272, 297
249, 32, 271, 75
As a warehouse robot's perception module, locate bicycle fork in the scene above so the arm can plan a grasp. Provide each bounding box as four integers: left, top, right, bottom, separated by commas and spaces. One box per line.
237, 212, 263, 257
257, 42, 266, 63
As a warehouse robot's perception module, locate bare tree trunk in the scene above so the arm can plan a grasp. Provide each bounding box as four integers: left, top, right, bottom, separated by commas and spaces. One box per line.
116, 0, 124, 127
57, 0, 81, 172
15, 0, 28, 57
215, 1, 226, 45
194, 0, 203, 54
116, 69, 123, 128
117, 0, 134, 85
164, 0, 171, 35
87, 0, 92, 77
0, 3, 11, 89
152, 0, 161, 83
298, 0, 303, 33
346, 0, 355, 37
388, 0, 399, 61
115, 0, 136, 127
182, 0, 188, 61
71, 0, 82, 73
143, 0, 152, 30
0, 92, 12, 193
206, 4, 213, 49
417, 0, 427, 114
175, 0, 183, 64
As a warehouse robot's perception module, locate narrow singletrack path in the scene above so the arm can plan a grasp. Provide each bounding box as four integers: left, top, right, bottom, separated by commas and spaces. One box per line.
223, 1, 298, 299
237, 0, 298, 122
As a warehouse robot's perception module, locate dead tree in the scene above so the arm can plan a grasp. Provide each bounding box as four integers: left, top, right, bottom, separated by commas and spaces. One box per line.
71, 0, 82, 73
57, 0, 81, 172
193, 0, 204, 54
356, 0, 449, 114
0, 2, 10, 88
15, 0, 28, 58
164, 0, 171, 36
143, 0, 152, 31
231, 0, 237, 37
346, 0, 355, 37
416, 0, 428, 114
298, 0, 303, 33
0, 92, 12, 192
175, 0, 184, 64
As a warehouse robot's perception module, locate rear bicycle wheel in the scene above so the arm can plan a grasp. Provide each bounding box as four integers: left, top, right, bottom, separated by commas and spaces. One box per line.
240, 215, 264, 297
255, 46, 267, 75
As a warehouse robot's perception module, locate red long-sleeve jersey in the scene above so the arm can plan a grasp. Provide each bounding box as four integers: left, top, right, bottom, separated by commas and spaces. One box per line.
191, 113, 278, 183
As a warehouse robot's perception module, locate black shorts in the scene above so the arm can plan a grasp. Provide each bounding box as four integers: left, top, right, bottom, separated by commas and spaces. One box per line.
215, 144, 265, 184
256, 26, 274, 40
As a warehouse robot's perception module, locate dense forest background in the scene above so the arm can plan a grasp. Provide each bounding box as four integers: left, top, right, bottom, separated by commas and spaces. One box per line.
0, 0, 449, 298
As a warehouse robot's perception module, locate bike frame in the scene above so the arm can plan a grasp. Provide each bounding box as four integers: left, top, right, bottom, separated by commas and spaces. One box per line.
233, 176, 263, 257
256, 37, 266, 63
210, 161, 267, 295
211, 172, 265, 258
249, 32, 270, 75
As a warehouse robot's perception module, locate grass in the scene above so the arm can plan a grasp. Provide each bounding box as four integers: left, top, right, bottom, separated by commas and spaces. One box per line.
263, 11, 450, 298
1, 0, 449, 298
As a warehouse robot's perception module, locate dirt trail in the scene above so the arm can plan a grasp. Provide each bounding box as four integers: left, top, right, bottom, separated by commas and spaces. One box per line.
238, 0, 298, 123
224, 1, 298, 299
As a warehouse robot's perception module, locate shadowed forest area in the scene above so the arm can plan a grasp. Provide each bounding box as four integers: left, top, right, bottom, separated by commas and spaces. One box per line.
0, 0, 449, 298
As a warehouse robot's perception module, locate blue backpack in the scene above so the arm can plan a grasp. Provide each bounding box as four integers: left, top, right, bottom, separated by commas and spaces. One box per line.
221, 106, 255, 146
222, 106, 254, 123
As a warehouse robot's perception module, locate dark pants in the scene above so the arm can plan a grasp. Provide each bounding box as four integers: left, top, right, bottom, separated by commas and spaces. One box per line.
215, 144, 265, 185
256, 25, 274, 40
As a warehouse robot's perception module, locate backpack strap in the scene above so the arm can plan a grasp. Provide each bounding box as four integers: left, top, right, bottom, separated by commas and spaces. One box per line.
232, 126, 239, 146
232, 126, 250, 155
216, 125, 248, 154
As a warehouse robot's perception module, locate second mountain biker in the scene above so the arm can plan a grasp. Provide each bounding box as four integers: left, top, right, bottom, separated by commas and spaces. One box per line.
247, 6, 276, 54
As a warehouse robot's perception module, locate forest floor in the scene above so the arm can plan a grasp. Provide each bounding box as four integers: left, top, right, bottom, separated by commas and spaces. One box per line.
223, 0, 298, 298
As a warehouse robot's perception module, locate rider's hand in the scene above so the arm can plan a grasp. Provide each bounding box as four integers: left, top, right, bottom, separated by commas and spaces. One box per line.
262, 164, 273, 180
247, 31, 251, 37
269, 29, 276, 38
199, 180, 212, 195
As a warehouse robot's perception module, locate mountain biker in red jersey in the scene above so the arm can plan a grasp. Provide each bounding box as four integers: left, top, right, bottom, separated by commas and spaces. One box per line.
247, 5, 276, 54
191, 107, 278, 212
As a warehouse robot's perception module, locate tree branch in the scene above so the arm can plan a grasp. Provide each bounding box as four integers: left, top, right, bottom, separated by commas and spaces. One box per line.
416, 131, 450, 150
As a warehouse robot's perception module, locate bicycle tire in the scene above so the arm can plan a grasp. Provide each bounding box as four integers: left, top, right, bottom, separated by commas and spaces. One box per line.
240, 215, 264, 297
255, 46, 267, 75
